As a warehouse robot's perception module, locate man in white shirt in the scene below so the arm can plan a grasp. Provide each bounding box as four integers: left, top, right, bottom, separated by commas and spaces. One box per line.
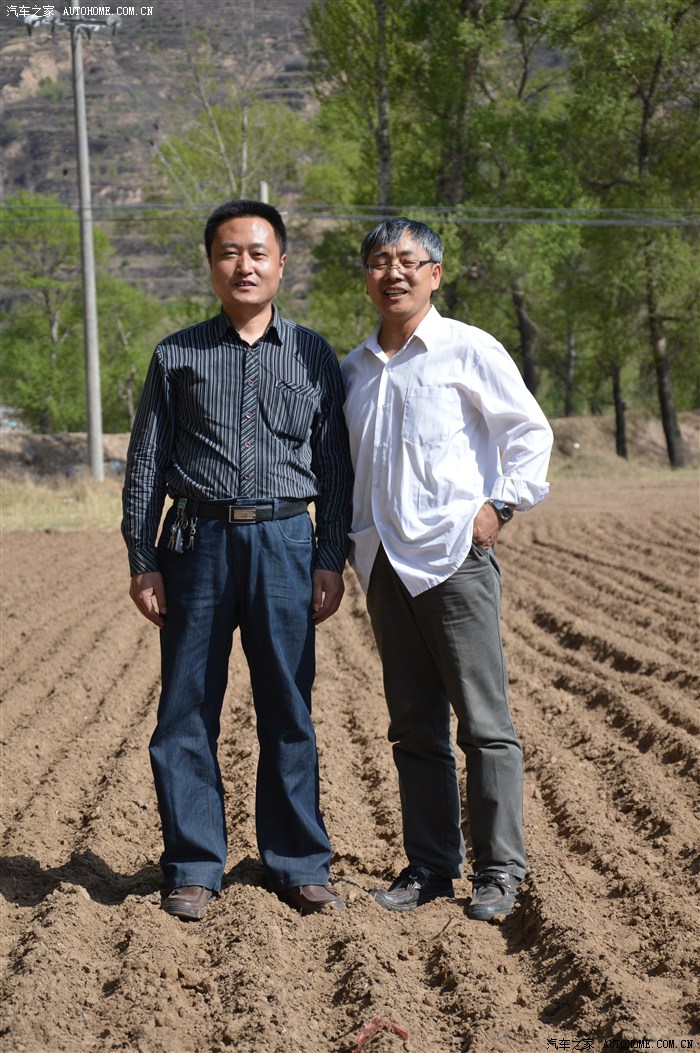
341, 218, 553, 921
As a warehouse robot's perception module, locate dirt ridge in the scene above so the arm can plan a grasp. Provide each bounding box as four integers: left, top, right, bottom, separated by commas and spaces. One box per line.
1, 478, 699, 1051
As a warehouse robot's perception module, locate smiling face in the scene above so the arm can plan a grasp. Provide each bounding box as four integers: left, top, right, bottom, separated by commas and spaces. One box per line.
208, 215, 286, 323
364, 232, 442, 332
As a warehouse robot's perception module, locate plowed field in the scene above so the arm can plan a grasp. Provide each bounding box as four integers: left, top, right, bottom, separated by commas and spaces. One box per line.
1, 475, 699, 1053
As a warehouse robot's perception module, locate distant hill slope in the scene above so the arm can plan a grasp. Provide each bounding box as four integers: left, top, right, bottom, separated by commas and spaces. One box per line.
1, 0, 311, 201
1, 0, 311, 296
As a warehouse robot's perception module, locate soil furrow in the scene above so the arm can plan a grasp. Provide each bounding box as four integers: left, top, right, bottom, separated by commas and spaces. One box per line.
1, 626, 160, 837
2, 474, 699, 1052
503, 608, 700, 803
515, 558, 698, 654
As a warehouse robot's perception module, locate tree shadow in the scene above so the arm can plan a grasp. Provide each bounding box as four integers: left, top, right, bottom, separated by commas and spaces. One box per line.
0, 850, 162, 907
0, 851, 270, 908
222, 855, 266, 890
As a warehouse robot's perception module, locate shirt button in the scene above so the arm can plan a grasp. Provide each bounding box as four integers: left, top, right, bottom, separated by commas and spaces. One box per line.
245, 441, 251, 448
246, 412, 252, 418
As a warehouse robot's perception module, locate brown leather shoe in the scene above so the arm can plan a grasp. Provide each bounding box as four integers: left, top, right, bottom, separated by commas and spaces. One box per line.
277, 884, 346, 916
161, 885, 213, 921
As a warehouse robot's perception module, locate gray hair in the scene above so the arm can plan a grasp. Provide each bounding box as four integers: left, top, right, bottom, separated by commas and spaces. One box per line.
360, 218, 444, 267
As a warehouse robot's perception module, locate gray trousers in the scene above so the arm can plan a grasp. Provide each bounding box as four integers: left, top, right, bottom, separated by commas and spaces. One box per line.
366, 543, 527, 880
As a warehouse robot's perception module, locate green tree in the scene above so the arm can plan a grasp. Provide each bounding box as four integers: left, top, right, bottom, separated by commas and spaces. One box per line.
141, 15, 311, 304
565, 0, 700, 465
303, 0, 699, 455
307, 0, 419, 208
303, 0, 590, 383
1, 191, 167, 432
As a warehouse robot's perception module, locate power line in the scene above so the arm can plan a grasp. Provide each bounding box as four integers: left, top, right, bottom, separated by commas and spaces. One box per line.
3, 204, 698, 228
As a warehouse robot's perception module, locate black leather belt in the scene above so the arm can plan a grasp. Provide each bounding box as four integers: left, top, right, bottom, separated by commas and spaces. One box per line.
177, 498, 308, 524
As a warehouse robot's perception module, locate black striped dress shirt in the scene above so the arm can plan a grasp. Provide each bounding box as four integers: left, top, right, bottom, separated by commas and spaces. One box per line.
121, 307, 353, 576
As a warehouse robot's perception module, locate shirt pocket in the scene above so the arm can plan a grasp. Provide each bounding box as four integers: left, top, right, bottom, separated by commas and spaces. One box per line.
401, 385, 464, 447
264, 382, 318, 446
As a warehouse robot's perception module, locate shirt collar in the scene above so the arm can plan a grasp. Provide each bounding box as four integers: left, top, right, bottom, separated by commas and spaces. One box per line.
218, 305, 282, 345
365, 304, 441, 358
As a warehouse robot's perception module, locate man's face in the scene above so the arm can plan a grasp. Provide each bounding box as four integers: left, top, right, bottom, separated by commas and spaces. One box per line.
208, 216, 286, 317
364, 232, 441, 325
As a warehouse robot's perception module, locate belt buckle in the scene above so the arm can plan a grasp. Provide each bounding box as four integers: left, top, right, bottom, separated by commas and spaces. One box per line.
229, 507, 257, 523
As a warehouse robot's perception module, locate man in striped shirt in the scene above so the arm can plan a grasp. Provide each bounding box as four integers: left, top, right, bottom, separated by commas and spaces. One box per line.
122, 199, 353, 921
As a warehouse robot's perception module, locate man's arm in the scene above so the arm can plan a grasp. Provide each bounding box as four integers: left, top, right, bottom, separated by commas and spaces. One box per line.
121, 349, 173, 621
310, 347, 354, 601
470, 338, 553, 511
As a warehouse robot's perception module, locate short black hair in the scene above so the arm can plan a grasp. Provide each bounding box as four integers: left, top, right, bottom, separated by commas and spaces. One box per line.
361, 217, 444, 267
204, 199, 287, 259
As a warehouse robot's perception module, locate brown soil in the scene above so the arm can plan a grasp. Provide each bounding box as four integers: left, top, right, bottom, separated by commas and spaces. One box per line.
1, 455, 699, 1051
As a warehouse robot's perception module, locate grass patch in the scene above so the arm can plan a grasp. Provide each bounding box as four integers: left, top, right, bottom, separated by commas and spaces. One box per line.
0, 476, 124, 533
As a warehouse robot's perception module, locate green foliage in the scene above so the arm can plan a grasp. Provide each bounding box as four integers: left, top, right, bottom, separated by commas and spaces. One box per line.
305, 0, 413, 204
300, 0, 699, 441
142, 31, 312, 299
298, 222, 378, 356
1, 305, 85, 432
0, 117, 22, 145
38, 76, 68, 105
302, 101, 367, 207
160, 97, 307, 204
562, 0, 700, 452
96, 274, 172, 432
1, 192, 167, 432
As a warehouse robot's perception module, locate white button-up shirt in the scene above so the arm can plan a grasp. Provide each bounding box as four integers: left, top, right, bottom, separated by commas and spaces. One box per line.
341, 306, 553, 597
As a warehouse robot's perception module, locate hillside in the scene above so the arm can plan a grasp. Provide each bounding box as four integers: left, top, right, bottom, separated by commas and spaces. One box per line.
1, 0, 311, 200
0, 0, 311, 296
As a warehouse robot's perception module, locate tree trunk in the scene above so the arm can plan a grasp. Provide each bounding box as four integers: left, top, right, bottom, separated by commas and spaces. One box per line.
374, 0, 392, 209
635, 46, 684, 468
644, 242, 685, 467
611, 361, 627, 459
438, 0, 482, 206
41, 337, 58, 434
441, 280, 462, 317
564, 323, 577, 417
192, 67, 238, 196
511, 278, 538, 395
39, 405, 51, 434
125, 363, 136, 430
240, 104, 248, 197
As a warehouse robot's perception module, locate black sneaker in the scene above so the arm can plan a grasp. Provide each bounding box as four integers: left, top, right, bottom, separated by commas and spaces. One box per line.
370, 865, 454, 913
467, 870, 519, 921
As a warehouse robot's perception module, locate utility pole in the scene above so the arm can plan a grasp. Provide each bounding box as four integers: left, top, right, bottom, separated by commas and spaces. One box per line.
25, 6, 121, 482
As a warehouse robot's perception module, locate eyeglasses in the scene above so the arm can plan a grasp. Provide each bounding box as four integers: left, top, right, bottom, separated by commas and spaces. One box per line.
365, 258, 436, 276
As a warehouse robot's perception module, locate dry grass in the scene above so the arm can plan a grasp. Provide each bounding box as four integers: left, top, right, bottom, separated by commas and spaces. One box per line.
1, 463, 696, 535
0, 411, 697, 533
0, 476, 124, 533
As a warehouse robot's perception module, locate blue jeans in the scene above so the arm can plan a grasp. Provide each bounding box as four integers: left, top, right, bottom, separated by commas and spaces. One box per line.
150, 507, 332, 892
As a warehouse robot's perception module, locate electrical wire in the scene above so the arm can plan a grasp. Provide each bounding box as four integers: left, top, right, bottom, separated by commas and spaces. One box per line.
2, 203, 698, 228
